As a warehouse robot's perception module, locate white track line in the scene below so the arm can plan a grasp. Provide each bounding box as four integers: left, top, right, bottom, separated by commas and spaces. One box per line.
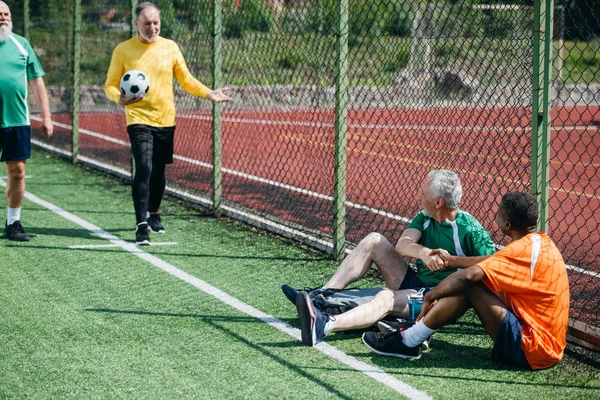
0, 178, 431, 400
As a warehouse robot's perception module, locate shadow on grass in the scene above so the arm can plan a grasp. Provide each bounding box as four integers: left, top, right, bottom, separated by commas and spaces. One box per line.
16, 244, 326, 262
3, 227, 108, 241
86, 308, 354, 399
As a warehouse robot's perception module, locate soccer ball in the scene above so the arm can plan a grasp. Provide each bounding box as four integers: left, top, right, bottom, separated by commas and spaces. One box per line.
120, 70, 150, 97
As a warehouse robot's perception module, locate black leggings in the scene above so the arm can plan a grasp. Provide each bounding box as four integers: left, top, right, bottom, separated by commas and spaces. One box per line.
127, 124, 175, 224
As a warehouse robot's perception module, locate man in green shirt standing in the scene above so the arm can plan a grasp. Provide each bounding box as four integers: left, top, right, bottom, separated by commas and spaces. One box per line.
0, 1, 53, 241
282, 169, 496, 346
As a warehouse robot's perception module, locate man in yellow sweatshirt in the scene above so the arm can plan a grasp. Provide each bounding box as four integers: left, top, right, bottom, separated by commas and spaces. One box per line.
104, 2, 231, 245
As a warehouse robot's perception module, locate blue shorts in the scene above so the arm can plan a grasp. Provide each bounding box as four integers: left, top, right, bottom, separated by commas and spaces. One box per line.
398, 267, 433, 295
0, 126, 31, 162
491, 309, 532, 369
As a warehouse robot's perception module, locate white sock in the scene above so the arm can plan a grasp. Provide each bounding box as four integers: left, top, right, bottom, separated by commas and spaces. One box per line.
7, 207, 21, 225
324, 319, 335, 335
146, 211, 150, 219
401, 319, 436, 348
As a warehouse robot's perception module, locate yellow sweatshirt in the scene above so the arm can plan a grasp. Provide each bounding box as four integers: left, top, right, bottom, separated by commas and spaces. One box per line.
104, 36, 211, 127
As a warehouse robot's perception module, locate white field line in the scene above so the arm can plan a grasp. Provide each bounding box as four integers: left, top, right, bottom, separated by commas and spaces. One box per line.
69, 242, 179, 249
30, 118, 599, 279
0, 177, 431, 400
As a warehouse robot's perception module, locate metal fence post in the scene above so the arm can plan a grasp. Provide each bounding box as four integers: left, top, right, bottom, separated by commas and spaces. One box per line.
531, 0, 553, 232
333, 0, 349, 260
23, 0, 30, 40
212, 0, 223, 217
130, 0, 137, 38
71, 0, 81, 164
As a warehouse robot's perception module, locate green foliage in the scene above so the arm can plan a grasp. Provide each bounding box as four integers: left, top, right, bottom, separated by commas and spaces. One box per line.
278, 50, 304, 70
306, 0, 413, 37
223, 0, 276, 39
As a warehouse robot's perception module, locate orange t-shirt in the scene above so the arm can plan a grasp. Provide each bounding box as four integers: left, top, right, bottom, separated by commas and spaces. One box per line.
478, 232, 570, 370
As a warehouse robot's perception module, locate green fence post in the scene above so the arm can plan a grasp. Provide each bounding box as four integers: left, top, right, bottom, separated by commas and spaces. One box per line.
71, 0, 81, 164
212, 0, 223, 217
130, 0, 137, 38
23, 0, 30, 40
332, 0, 349, 260
531, 0, 553, 232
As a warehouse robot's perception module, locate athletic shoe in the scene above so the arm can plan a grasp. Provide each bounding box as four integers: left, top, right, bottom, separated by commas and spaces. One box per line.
362, 330, 422, 359
281, 284, 323, 306
148, 214, 165, 234
376, 319, 432, 351
296, 291, 334, 346
136, 223, 150, 245
376, 319, 414, 334
281, 284, 299, 305
4, 220, 31, 242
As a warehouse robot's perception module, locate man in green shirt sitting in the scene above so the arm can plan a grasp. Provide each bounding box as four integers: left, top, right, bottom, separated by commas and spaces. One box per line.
282, 169, 496, 346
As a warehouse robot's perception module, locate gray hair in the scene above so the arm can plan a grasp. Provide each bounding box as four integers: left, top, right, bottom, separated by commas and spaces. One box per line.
427, 170, 462, 208
135, 2, 159, 19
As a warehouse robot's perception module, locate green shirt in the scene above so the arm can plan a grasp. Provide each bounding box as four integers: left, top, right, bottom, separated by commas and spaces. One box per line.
0, 34, 45, 128
407, 210, 496, 287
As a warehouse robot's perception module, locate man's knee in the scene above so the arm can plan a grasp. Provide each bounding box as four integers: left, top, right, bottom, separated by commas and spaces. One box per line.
373, 289, 395, 310
6, 162, 26, 181
361, 232, 390, 251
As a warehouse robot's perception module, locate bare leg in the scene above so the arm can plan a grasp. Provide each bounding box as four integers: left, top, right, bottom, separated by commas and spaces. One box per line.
325, 232, 409, 290
5, 161, 26, 208
332, 289, 415, 331
421, 283, 507, 342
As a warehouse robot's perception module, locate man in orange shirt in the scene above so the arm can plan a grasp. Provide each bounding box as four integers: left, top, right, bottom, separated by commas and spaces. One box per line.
362, 192, 570, 370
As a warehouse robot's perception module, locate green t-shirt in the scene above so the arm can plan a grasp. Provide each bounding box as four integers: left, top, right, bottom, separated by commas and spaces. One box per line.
407, 210, 496, 287
0, 34, 45, 128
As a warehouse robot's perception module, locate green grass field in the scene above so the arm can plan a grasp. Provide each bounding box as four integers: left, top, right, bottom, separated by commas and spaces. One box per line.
0, 149, 599, 399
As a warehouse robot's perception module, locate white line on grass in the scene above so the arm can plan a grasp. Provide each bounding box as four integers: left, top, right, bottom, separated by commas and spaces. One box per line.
69, 242, 179, 249
0, 179, 431, 400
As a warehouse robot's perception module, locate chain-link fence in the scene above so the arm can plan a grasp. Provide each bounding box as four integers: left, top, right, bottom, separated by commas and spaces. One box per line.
12, 0, 600, 349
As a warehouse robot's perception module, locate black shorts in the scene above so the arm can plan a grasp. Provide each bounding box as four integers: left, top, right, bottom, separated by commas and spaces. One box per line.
398, 267, 434, 295
0, 125, 31, 162
127, 124, 175, 164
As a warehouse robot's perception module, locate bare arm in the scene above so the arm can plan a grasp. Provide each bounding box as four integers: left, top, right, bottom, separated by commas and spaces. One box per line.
28, 77, 53, 138
395, 228, 445, 271
418, 266, 487, 319
430, 248, 494, 268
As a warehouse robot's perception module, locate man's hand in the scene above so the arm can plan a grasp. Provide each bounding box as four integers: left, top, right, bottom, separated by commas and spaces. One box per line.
429, 248, 454, 268
118, 94, 144, 106
41, 115, 53, 138
417, 292, 437, 320
207, 87, 232, 103
421, 250, 446, 271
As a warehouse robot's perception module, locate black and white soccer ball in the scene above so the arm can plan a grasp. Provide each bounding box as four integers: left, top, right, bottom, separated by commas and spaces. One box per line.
120, 70, 150, 97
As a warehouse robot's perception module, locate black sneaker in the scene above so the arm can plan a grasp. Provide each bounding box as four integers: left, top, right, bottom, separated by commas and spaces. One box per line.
376, 318, 414, 334
296, 291, 334, 346
136, 223, 150, 245
281, 284, 324, 306
362, 330, 422, 359
376, 320, 432, 351
4, 220, 31, 242
148, 214, 165, 234
282, 284, 299, 305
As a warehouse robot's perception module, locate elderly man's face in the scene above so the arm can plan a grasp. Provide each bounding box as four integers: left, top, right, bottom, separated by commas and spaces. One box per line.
420, 177, 437, 217
135, 6, 160, 44
0, 2, 12, 42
